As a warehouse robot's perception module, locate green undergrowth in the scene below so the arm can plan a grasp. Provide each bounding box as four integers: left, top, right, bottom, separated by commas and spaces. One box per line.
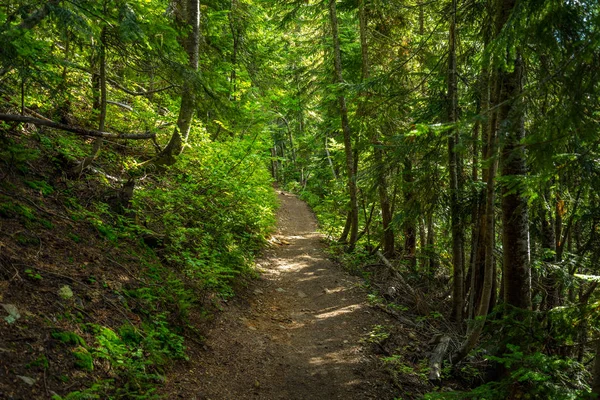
61, 141, 276, 398
0, 129, 277, 399
424, 305, 597, 399
288, 182, 597, 399
134, 139, 277, 297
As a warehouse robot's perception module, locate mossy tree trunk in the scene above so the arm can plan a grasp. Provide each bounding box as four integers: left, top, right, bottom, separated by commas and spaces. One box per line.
157, 0, 200, 165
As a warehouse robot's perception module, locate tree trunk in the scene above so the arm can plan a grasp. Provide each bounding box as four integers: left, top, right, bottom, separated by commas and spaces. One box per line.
592, 336, 600, 397
73, 20, 107, 176
339, 210, 352, 244
499, 53, 531, 310
357, 0, 394, 257
158, 0, 200, 165
426, 212, 437, 276
376, 146, 394, 257
280, 116, 297, 167
448, 0, 464, 322
466, 117, 481, 319
452, 108, 498, 363
403, 158, 416, 269
325, 131, 337, 180
271, 146, 278, 181
541, 189, 559, 310
329, 0, 358, 252
229, 0, 238, 102
452, 6, 504, 357
419, 217, 427, 270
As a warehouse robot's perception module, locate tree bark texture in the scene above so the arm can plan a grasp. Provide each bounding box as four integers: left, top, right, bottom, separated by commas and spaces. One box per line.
376, 147, 394, 257
74, 23, 108, 176
159, 0, 200, 164
426, 212, 438, 275
452, 5, 505, 359
541, 189, 559, 310
592, 336, 600, 397
498, 51, 531, 310
329, 0, 359, 252
452, 119, 498, 363
357, 0, 394, 257
403, 158, 416, 268
448, 0, 464, 322
429, 335, 451, 382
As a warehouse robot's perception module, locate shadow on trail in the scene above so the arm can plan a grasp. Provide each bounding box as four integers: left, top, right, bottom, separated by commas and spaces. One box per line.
168, 192, 395, 400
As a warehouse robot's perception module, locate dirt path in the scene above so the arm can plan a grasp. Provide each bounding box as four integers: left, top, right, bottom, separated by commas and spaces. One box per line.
163, 192, 395, 399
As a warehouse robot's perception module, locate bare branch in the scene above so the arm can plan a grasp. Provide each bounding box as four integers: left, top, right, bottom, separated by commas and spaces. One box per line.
107, 100, 134, 111
107, 79, 177, 96
0, 113, 155, 139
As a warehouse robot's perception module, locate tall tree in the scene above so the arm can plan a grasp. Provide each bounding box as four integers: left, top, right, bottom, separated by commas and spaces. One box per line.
447, 0, 464, 322
158, 0, 200, 165
357, 0, 394, 257
496, 0, 531, 311
328, 0, 359, 252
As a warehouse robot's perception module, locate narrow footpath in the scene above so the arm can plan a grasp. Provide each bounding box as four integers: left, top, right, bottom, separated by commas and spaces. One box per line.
162, 192, 396, 399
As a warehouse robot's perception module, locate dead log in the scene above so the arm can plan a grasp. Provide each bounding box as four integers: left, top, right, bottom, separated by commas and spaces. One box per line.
0, 113, 155, 139
428, 334, 451, 383
376, 250, 416, 297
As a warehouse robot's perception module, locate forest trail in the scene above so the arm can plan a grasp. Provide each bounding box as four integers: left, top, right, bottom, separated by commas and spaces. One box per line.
162, 191, 395, 399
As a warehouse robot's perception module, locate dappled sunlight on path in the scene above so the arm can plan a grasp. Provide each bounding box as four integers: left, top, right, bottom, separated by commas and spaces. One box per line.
163, 191, 395, 399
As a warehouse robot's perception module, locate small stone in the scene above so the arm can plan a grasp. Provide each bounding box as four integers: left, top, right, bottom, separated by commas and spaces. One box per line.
275, 288, 285, 293
17, 375, 36, 386
2, 304, 20, 324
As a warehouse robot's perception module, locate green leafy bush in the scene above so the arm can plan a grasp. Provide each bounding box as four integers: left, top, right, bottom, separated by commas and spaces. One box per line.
133, 138, 277, 296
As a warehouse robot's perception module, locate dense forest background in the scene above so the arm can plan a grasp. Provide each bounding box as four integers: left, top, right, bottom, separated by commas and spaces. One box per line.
1, 0, 599, 398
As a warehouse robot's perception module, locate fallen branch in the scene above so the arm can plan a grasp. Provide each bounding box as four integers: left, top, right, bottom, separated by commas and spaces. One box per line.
374, 303, 417, 327
0, 113, 155, 139
428, 334, 451, 383
376, 250, 416, 297
0, 189, 73, 224
107, 79, 177, 96
107, 100, 133, 111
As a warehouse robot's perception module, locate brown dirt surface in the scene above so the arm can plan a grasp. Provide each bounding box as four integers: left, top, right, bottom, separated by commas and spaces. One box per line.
161, 192, 399, 399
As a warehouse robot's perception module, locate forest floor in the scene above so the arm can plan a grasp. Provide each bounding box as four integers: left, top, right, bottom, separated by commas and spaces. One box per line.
160, 191, 400, 399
